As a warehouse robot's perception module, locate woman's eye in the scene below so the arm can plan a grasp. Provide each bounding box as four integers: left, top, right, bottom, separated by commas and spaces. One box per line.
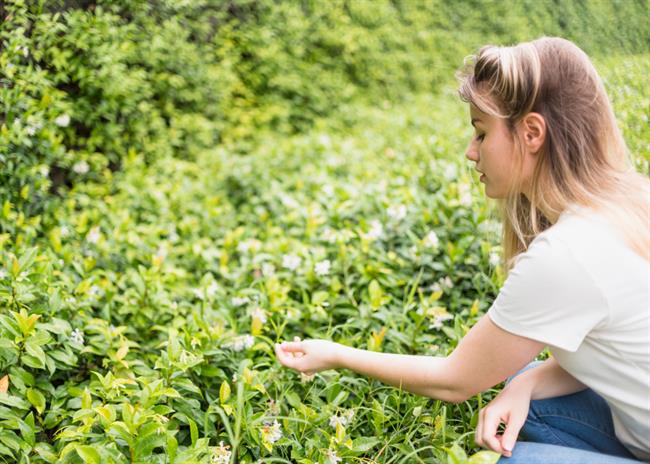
475, 133, 485, 142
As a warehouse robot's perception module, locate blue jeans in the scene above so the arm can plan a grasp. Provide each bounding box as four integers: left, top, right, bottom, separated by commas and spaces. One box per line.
497, 361, 645, 464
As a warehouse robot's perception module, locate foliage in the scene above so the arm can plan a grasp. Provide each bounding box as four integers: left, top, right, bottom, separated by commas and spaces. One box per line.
0, 0, 648, 462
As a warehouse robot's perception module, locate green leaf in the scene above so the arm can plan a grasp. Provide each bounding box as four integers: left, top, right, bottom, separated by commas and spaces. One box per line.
446, 443, 468, 464
0, 393, 31, 410
188, 418, 198, 446
26, 388, 46, 415
219, 380, 231, 404
351, 436, 381, 452
77, 445, 101, 464
167, 434, 178, 464
468, 451, 501, 464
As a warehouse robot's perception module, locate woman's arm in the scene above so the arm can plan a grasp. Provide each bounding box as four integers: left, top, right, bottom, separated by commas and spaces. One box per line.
275, 314, 546, 403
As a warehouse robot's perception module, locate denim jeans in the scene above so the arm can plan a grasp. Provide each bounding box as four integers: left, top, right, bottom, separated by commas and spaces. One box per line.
497, 361, 645, 464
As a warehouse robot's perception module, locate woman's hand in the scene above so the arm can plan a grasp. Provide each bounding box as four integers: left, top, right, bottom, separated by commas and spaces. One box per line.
275, 337, 343, 375
475, 378, 533, 457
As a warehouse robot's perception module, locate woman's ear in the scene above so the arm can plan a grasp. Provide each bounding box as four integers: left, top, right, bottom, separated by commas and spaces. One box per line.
520, 112, 546, 155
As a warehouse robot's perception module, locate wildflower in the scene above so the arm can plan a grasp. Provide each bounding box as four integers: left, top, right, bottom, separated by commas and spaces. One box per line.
282, 254, 301, 271
325, 449, 342, 464
190, 337, 200, 349
429, 313, 454, 330
267, 399, 280, 416
387, 204, 407, 221
20, 46, 29, 58
88, 285, 101, 297
25, 125, 37, 136
329, 409, 355, 429
318, 134, 331, 146
321, 227, 338, 243
0, 270, 7, 280
458, 183, 473, 206
72, 161, 90, 174
261, 419, 282, 444
55, 114, 71, 127
206, 282, 219, 299
423, 231, 439, 249
322, 184, 335, 196
489, 251, 501, 267
365, 220, 384, 240
228, 335, 254, 352
314, 259, 331, 277
86, 226, 101, 244
251, 307, 267, 323
231, 296, 250, 307
70, 328, 84, 345
443, 163, 457, 181
300, 372, 316, 383
261, 262, 275, 276
210, 441, 232, 464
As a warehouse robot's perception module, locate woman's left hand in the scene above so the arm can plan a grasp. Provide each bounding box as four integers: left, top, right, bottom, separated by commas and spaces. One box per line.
475, 379, 533, 457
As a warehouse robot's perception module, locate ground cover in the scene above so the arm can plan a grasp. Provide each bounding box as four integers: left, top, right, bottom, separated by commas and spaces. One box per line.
0, 54, 648, 463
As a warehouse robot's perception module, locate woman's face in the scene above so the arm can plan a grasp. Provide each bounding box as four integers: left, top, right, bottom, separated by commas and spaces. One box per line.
465, 104, 534, 199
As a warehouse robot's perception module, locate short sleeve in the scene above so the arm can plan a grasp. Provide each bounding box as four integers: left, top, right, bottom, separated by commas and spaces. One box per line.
487, 233, 608, 352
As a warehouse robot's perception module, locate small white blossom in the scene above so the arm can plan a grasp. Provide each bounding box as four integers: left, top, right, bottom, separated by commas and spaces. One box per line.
25, 125, 37, 136
86, 226, 101, 244
458, 183, 473, 206
70, 328, 84, 345
387, 204, 407, 221
429, 313, 454, 330
282, 254, 301, 271
325, 449, 342, 464
443, 163, 457, 181
489, 251, 501, 267
314, 259, 331, 277
261, 262, 276, 276
251, 307, 267, 324
322, 184, 335, 196
206, 281, 219, 299
329, 409, 355, 429
0, 270, 7, 280
72, 160, 90, 174
261, 420, 282, 444
318, 134, 332, 147
365, 220, 384, 241
321, 227, 338, 243
423, 231, 439, 249
60, 226, 70, 237
55, 114, 71, 127
228, 335, 254, 352
88, 285, 101, 297
20, 46, 29, 58
210, 441, 232, 464
231, 296, 250, 307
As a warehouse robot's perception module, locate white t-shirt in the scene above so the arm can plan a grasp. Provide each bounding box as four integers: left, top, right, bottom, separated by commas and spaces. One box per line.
488, 205, 650, 461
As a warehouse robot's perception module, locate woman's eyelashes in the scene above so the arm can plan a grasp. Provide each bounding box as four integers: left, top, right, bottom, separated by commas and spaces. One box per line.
475, 133, 485, 142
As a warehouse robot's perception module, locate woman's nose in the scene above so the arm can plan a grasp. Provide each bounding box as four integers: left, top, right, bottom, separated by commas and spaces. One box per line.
465, 140, 479, 162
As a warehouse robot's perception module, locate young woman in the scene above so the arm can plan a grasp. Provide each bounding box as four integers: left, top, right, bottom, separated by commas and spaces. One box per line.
275, 37, 650, 463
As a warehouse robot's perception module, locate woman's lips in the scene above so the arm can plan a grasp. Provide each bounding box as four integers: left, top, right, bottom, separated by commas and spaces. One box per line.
480, 174, 486, 182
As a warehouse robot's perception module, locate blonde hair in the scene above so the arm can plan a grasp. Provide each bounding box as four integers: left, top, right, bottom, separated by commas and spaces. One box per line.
457, 37, 649, 271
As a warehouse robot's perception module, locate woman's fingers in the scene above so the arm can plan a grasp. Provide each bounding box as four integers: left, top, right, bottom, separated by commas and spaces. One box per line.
480, 408, 506, 454
500, 410, 526, 455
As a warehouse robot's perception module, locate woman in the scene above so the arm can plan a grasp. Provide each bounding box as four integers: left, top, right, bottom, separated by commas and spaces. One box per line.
275, 37, 650, 463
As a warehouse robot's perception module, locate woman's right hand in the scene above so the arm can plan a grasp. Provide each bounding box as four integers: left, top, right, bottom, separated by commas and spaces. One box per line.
475, 377, 533, 457
275, 337, 344, 375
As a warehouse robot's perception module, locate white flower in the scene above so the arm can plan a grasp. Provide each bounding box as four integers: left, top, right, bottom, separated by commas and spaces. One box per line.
72, 161, 90, 174
55, 114, 71, 127
210, 442, 232, 464
231, 296, 250, 307
429, 313, 453, 330
282, 254, 301, 271
20, 46, 29, 58
70, 328, 84, 345
88, 285, 101, 297
458, 183, 472, 206
228, 335, 254, 352
329, 409, 355, 429
321, 227, 338, 243
261, 420, 282, 444
314, 259, 331, 277
423, 231, 439, 249
322, 184, 335, 196
60, 226, 70, 237
365, 220, 384, 240
25, 125, 37, 136
387, 204, 407, 221
489, 251, 501, 267
251, 307, 267, 324
318, 134, 331, 147
86, 226, 101, 244
0, 270, 7, 280
206, 281, 219, 299
325, 449, 342, 464
443, 163, 457, 181
237, 239, 260, 254
261, 262, 276, 276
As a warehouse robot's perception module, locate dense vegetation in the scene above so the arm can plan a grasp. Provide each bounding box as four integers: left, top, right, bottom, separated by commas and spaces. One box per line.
1, 0, 648, 462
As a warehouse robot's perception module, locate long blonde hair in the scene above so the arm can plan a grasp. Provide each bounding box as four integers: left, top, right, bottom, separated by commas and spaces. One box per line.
457, 37, 649, 271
